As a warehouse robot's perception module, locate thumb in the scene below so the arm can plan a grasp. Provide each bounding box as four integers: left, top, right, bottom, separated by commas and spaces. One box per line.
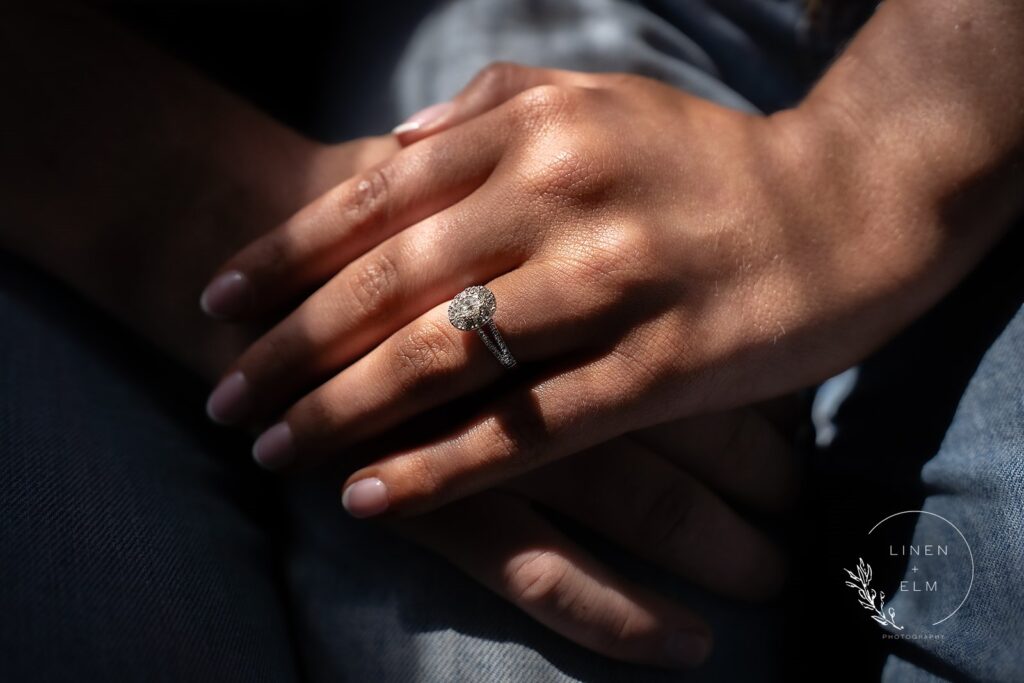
392, 62, 569, 145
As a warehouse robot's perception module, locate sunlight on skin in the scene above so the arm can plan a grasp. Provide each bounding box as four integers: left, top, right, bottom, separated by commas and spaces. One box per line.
4, 0, 1023, 671
203, 1, 1024, 525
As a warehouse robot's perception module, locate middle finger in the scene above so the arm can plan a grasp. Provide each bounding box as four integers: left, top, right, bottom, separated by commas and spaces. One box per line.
248, 259, 618, 470
210, 187, 534, 426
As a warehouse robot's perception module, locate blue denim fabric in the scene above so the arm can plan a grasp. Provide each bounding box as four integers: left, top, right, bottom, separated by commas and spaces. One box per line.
0, 267, 781, 683
3, 0, 1020, 681
805, 220, 1024, 682
880, 303, 1024, 683
287, 2, 817, 680
391, 0, 827, 122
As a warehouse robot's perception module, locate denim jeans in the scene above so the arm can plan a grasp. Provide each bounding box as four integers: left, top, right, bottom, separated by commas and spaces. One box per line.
3, 0, 1022, 681
879, 282, 1024, 682
802, 219, 1024, 683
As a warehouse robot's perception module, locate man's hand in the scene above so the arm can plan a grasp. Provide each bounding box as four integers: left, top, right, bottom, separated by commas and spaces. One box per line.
396, 406, 797, 669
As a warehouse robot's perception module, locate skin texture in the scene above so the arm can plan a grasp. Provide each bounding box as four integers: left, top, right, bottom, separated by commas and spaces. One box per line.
207, 0, 1023, 657
2, 0, 1022, 672
0, 1, 803, 669
208, 0, 1023, 524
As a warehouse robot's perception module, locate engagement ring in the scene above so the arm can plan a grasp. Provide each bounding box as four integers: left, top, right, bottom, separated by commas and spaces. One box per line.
447, 285, 517, 369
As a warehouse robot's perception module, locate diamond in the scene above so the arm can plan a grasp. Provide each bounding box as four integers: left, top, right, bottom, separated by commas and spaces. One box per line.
448, 285, 497, 331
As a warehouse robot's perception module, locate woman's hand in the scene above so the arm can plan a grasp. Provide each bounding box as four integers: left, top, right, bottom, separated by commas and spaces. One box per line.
396, 405, 797, 669
203, 59, 991, 516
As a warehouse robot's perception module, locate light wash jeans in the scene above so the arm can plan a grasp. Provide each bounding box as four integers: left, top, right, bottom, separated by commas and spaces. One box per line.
3, 1, 1021, 681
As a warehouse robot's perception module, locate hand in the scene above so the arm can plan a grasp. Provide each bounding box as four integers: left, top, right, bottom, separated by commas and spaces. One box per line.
194, 133, 400, 325
395, 405, 797, 669
202, 62, 955, 516
183, 134, 399, 376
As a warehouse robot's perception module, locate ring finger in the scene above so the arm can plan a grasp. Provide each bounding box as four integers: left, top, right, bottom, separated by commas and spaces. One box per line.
246, 260, 621, 470
205, 188, 532, 426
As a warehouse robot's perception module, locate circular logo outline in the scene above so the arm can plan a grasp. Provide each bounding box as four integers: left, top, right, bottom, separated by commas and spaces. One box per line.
867, 509, 974, 626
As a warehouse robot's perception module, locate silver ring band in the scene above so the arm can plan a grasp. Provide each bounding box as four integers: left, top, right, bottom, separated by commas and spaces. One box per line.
448, 285, 517, 369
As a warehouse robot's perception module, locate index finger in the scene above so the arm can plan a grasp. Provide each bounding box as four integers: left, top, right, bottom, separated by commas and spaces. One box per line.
198, 110, 512, 320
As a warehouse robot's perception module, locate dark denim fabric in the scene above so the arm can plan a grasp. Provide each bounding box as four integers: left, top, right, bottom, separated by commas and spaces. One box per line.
881, 280, 1024, 683
2, 0, 1021, 680
0, 258, 300, 682
801, 223, 1024, 683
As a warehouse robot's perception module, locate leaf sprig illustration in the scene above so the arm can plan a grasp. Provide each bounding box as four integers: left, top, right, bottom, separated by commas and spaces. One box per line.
843, 557, 903, 630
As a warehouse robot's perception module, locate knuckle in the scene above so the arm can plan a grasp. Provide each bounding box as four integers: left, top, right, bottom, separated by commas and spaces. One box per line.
341, 164, 393, 227
255, 330, 293, 367
390, 318, 461, 393
505, 550, 572, 607
608, 343, 664, 397
478, 410, 543, 469
636, 476, 701, 559
598, 611, 639, 660
347, 250, 400, 319
510, 83, 579, 127
521, 143, 607, 206
579, 228, 642, 282
505, 547, 637, 661
393, 450, 447, 507
243, 329, 303, 388
246, 233, 290, 283
546, 227, 647, 296
288, 384, 341, 438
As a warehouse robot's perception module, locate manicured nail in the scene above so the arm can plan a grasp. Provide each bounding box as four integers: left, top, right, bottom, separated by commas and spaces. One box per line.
391, 102, 453, 135
206, 371, 251, 424
341, 478, 389, 518
252, 422, 295, 471
200, 270, 251, 319
664, 631, 711, 668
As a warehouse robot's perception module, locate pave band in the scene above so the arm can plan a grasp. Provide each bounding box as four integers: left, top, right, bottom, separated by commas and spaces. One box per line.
447, 285, 517, 369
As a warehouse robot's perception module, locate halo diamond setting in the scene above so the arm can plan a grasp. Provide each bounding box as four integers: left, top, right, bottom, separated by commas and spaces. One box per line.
448, 285, 498, 331
447, 285, 516, 369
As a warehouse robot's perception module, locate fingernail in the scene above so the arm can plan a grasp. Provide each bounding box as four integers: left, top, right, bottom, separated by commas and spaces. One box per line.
664, 631, 711, 668
341, 478, 389, 518
391, 101, 453, 135
206, 371, 251, 424
252, 422, 295, 470
200, 270, 251, 319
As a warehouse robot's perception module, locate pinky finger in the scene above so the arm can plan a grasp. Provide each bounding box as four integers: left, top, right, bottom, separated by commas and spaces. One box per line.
390, 490, 713, 670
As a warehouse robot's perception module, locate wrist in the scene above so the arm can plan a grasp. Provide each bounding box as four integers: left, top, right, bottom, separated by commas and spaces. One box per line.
768, 0, 1024, 323
743, 101, 965, 378
769, 97, 982, 309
